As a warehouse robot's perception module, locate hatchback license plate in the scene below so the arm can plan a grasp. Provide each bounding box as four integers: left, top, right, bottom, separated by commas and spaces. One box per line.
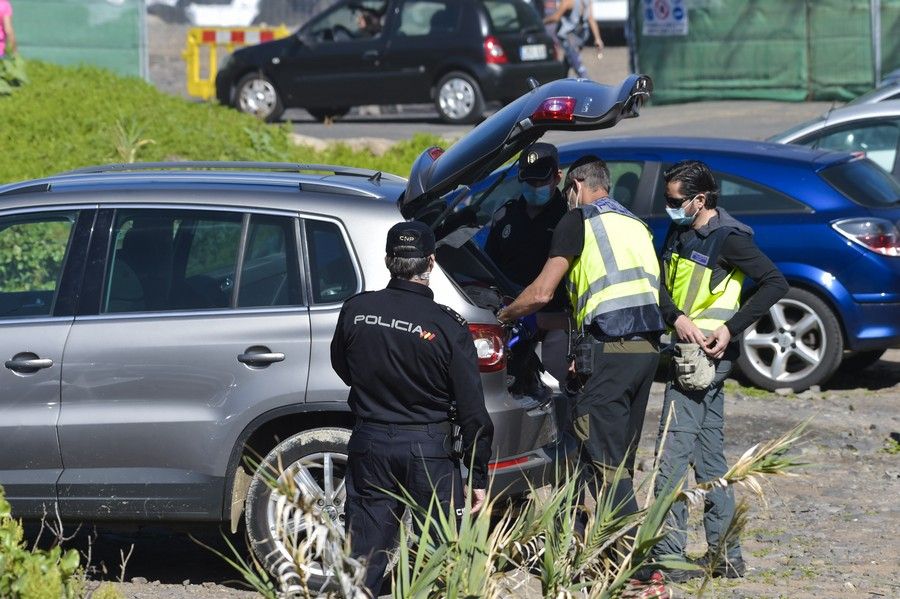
520, 44, 547, 61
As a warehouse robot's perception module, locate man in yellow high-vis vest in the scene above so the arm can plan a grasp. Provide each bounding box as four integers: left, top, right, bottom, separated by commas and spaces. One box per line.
651, 160, 788, 582
497, 155, 665, 523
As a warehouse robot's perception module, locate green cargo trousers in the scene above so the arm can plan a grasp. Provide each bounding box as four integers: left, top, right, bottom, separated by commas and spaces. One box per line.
652, 358, 743, 562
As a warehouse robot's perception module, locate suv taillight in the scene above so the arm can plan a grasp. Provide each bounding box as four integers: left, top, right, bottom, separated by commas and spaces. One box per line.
469, 323, 506, 372
530, 96, 576, 122
832, 218, 900, 257
484, 35, 508, 64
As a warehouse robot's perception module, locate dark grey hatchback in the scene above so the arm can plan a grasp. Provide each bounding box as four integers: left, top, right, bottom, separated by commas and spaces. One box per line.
215, 0, 565, 123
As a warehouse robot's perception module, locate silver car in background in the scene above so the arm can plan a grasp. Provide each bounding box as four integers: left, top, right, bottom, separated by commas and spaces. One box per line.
768, 100, 900, 180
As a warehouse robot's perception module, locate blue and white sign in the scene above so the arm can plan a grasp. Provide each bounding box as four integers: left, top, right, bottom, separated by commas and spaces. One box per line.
642, 0, 689, 36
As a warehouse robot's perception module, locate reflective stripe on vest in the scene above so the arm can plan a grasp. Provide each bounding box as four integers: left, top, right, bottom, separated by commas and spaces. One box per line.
567, 203, 661, 330
666, 251, 743, 334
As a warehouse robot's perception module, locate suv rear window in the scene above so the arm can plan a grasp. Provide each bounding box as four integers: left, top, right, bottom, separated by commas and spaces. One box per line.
482, 0, 541, 34
820, 159, 900, 207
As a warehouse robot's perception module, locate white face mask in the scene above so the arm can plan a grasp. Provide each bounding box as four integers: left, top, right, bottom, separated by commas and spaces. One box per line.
566, 183, 579, 210
522, 182, 553, 207
665, 198, 700, 226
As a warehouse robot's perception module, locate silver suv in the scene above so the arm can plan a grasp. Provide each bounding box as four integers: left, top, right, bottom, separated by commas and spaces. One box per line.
0, 75, 650, 586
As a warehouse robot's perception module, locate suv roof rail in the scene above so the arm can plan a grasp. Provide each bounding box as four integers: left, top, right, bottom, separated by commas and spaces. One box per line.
62, 161, 406, 182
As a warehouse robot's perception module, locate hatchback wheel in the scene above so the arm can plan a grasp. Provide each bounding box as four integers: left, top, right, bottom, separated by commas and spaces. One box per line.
435, 71, 484, 124
736, 287, 843, 391
246, 427, 351, 591
235, 72, 284, 122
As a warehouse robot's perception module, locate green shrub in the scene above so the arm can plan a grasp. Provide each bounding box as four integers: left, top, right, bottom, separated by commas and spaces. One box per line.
0, 60, 448, 184
0, 485, 83, 599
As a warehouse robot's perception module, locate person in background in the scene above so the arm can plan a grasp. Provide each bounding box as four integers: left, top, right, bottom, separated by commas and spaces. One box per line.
543, 0, 603, 78
0, 0, 16, 59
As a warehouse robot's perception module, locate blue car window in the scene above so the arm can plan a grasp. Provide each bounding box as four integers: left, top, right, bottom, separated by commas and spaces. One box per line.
653, 167, 809, 215
821, 158, 900, 208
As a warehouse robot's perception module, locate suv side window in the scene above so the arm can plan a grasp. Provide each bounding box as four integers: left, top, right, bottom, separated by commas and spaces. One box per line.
304, 219, 358, 304
398, 0, 461, 36
238, 215, 303, 308
0, 211, 77, 318
104, 209, 243, 313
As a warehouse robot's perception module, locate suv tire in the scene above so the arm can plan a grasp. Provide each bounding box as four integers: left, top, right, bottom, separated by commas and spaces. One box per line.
434, 71, 484, 124
235, 72, 284, 122
737, 287, 843, 391
245, 427, 351, 590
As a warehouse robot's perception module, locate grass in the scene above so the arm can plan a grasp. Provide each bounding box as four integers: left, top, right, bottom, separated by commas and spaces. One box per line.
724, 379, 773, 399
0, 60, 448, 184
883, 437, 900, 455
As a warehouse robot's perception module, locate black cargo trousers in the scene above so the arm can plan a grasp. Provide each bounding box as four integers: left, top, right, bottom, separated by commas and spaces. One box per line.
345, 420, 463, 596
571, 337, 660, 516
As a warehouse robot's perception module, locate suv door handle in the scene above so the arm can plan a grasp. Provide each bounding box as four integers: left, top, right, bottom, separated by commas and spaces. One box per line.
5, 356, 54, 372
362, 49, 379, 60
238, 352, 285, 366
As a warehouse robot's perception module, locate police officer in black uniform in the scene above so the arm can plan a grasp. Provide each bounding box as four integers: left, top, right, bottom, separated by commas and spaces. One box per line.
331, 221, 494, 596
485, 143, 570, 389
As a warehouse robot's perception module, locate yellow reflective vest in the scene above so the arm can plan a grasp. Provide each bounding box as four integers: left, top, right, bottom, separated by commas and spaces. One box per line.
663, 225, 745, 335
566, 200, 665, 337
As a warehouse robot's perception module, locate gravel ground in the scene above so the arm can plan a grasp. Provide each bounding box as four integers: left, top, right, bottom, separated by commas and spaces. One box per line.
52, 350, 899, 599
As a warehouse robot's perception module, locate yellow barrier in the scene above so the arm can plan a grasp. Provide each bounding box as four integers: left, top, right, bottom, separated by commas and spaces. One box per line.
182, 25, 291, 101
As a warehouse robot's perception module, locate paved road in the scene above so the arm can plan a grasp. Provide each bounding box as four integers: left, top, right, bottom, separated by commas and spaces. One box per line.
281, 47, 835, 143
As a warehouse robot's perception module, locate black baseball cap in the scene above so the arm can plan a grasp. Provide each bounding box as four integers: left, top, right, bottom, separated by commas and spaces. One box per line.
518, 143, 559, 183
385, 221, 435, 258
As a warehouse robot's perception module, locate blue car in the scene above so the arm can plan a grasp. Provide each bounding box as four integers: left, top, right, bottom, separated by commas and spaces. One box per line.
443, 137, 900, 391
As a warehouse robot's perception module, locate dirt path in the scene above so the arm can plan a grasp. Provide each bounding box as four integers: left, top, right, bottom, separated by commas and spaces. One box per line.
58, 352, 897, 598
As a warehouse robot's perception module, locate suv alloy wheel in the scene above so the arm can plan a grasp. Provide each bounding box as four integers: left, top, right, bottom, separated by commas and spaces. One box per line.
245, 427, 351, 589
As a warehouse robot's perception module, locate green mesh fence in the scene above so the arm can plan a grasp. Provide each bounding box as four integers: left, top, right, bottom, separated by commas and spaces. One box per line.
632, 0, 900, 104
15, 0, 146, 79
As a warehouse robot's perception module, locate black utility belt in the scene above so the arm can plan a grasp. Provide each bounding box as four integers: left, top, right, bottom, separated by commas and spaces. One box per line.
358, 420, 452, 434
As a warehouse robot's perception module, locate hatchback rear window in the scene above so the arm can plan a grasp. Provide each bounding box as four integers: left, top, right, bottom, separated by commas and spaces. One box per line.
820, 159, 900, 207
482, 0, 541, 34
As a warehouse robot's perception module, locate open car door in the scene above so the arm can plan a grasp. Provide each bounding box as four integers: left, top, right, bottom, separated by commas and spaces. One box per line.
396, 75, 652, 303
399, 75, 652, 226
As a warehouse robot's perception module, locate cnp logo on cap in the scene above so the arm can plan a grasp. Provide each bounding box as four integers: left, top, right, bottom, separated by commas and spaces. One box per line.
527, 152, 538, 164
386, 221, 436, 258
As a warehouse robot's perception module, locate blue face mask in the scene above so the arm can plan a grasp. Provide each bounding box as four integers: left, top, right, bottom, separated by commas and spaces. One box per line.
522, 182, 553, 207
666, 205, 698, 226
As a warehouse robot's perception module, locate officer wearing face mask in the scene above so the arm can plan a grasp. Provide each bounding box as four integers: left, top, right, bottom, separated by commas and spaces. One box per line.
647, 160, 787, 583
485, 143, 570, 389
